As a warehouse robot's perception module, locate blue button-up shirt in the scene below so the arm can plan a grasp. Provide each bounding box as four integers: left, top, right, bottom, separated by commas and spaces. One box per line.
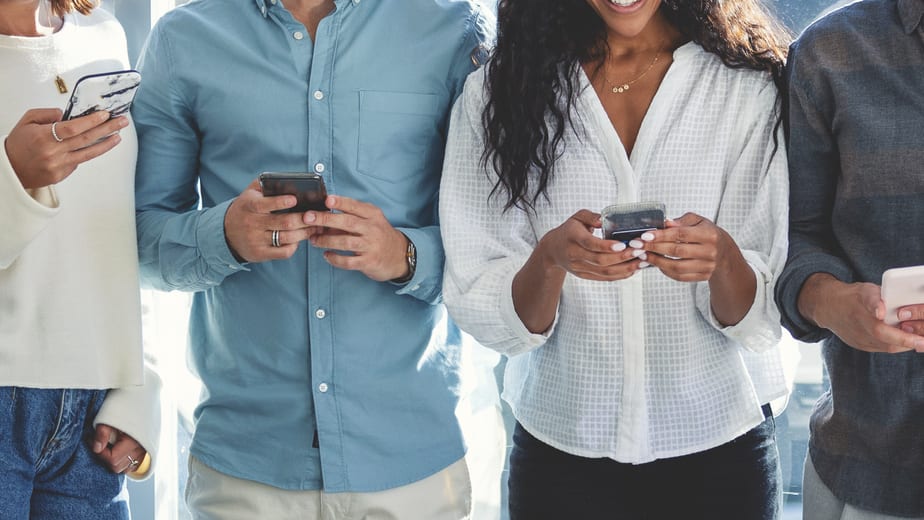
133, 0, 493, 492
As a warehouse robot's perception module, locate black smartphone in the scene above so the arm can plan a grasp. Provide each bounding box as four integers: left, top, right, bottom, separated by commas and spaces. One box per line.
601, 202, 666, 243
63, 70, 141, 120
259, 172, 329, 213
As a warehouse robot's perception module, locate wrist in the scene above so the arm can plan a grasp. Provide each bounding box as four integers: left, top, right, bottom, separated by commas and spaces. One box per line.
798, 273, 842, 329
389, 232, 416, 284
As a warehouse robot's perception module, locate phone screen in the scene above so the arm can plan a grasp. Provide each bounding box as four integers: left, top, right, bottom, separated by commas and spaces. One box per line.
63, 70, 141, 120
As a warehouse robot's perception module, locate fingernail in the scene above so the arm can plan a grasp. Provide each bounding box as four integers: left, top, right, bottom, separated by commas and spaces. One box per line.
900, 310, 912, 320
638, 261, 650, 268
93, 442, 103, 453
611, 242, 626, 252
304, 212, 316, 223
903, 326, 914, 333
641, 232, 655, 241
628, 239, 644, 249
632, 249, 646, 258
915, 339, 924, 351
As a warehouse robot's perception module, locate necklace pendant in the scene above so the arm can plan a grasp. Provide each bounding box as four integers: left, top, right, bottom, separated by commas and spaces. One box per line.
612, 84, 629, 94
54, 75, 68, 94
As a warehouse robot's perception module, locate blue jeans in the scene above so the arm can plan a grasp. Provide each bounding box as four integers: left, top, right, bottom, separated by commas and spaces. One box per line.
508, 405, 781, 520
0, 387, 128, 520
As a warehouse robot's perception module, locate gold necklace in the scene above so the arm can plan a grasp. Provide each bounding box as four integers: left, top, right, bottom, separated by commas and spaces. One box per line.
603, 49, 661, 94
39, 0, 68, 93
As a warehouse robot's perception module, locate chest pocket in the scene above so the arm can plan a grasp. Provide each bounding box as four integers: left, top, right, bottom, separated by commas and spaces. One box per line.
356, 91, 443, 183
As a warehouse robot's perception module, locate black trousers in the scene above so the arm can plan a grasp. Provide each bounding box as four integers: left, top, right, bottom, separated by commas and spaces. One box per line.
508, 406, 781, 520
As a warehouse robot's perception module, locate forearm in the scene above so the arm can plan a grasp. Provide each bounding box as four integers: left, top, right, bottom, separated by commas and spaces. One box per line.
512, 239, 567, 334
709, 235, 757, 327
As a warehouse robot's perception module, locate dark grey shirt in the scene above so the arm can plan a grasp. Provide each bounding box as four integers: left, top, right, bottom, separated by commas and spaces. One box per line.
776, 0, 924, 515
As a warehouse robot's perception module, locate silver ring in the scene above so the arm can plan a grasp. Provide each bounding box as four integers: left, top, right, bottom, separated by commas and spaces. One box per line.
271, 229, 281, 248
51, 122, 63, 143
126, 454, 139, 469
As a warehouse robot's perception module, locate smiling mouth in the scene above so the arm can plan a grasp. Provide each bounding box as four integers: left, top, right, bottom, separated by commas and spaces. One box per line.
607, 0, 642, 6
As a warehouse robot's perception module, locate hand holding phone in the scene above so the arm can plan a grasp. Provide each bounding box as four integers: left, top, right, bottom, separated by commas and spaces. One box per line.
63, 70, 141, 120
881, 265, 924, 326
600, 201, 666, 243
259, 172, 329, 213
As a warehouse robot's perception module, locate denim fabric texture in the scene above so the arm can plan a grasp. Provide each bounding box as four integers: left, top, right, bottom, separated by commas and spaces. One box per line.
508, 407, 781, 520
0, 387, 128, 520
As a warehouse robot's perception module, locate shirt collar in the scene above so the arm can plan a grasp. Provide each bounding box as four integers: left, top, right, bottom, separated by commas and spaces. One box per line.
253, 0, 360, 19
898, 0, 924, 34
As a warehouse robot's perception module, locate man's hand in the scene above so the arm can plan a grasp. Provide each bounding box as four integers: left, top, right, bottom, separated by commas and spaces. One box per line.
798, 273, 924, 353
5, 109, 127, 189
91, 424, 148, 475
224, 178, 324, 262
303, 195, 410, 282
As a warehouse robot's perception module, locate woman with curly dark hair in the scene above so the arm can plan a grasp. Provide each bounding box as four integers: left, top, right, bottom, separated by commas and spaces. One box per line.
440, 0, 792, 518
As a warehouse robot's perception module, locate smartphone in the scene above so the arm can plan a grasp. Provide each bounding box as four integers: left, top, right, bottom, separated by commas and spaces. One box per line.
62, 70, 141, 120
881, 265, 924, 326
259, 172, 329, 213
600, 201, 666, 243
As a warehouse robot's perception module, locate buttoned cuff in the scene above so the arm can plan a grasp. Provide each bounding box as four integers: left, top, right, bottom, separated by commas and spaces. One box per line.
198, 199, 249, 276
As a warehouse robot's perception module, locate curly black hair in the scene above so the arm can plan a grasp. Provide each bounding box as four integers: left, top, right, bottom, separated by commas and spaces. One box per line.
483, 0, 792, 211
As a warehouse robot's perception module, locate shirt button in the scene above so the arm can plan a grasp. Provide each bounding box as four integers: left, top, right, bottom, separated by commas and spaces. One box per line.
270, 0, 276, 4
313, 90, 324, 100
314, 163, 325, 173
315, 308, 326, 319
353, 0, 361, 4
293, 31, 304, 40
318, 383, 329, 393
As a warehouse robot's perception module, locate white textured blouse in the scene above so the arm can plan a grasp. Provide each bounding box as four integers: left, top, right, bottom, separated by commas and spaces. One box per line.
440, 43, 790, 463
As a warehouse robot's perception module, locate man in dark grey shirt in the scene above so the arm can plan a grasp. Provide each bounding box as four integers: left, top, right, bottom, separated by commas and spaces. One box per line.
776, 0, 924, 517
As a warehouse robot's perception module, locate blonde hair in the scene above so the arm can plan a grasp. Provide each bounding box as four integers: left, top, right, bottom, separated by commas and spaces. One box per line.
50, 0, 98, 17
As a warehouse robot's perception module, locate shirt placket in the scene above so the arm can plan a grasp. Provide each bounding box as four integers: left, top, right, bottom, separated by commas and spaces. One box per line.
269, 2, 347, 490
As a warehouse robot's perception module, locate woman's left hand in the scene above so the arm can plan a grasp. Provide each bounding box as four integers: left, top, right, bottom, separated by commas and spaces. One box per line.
628, 212, 737, 283
91, 424, 148, 475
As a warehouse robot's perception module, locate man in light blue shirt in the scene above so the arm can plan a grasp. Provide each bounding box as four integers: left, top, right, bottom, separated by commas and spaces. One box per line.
133, 0, 493, 517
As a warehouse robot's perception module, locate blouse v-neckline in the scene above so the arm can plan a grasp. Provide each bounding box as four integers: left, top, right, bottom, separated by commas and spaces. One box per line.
577, 42, 695, 204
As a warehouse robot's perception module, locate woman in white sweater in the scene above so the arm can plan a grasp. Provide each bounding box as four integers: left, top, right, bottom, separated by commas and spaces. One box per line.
440, 0, 790, 518
0, 1, 159, 517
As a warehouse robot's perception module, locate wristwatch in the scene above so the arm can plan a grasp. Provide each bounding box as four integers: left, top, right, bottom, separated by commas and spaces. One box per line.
391, 234, 417, 284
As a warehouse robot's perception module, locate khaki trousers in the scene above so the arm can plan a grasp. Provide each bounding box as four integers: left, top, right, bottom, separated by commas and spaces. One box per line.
186, 455, 471, 520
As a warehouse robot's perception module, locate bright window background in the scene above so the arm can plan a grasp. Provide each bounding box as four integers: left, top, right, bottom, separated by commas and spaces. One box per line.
113, 1, 852, 518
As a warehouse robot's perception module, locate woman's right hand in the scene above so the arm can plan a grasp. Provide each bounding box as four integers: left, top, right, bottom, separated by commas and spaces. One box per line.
4, 109, 128, 189
513, 210, 641, 333
535, 209, 641, 282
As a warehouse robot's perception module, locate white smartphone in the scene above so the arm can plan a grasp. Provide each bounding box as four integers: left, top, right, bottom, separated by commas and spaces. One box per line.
62, 70, 141, 120
881, 265, 924, 326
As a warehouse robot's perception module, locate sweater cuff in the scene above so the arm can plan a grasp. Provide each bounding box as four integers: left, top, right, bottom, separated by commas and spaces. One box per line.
93, 364, 163, 481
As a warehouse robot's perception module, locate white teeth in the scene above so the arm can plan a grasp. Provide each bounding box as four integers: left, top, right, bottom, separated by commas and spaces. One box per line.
608, 0, 639, 6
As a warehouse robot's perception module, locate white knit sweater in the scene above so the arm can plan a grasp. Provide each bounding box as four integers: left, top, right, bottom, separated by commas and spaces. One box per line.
0, 7, 159, 472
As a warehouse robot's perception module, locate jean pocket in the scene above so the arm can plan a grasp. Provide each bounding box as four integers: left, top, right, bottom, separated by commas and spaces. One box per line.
356, 90, 443, 183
